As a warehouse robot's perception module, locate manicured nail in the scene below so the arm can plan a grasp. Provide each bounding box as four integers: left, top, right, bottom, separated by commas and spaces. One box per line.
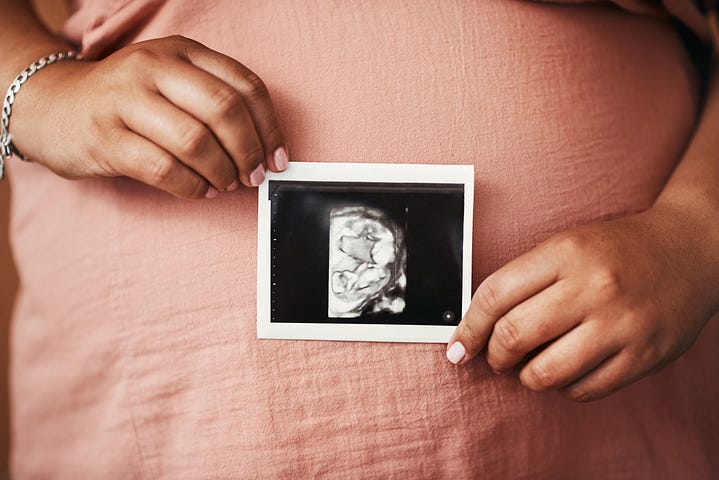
273, 146, 289, 171
446, 342, 466, 364
205, 186, 218, 199
249, 164, 266, 187
226, 180, 239, 192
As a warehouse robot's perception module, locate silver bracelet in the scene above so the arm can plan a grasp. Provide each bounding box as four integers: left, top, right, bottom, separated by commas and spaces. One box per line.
1, 51, 84, 180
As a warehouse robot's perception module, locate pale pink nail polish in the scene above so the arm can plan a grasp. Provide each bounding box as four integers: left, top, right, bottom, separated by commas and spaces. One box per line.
226, 180, 239, 192
273, 146, 289, 171
205, 186, 218, 199
446, 342, 466, 364
249, 164, 266, 187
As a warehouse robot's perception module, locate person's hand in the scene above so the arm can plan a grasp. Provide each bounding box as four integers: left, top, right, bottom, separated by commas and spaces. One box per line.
10, 35, 289, 198
446, 203, 719, 402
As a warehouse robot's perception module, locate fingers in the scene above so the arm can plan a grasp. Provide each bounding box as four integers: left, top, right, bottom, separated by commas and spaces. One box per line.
447, 243, 560, 364
179, 42, 289, 173
120, 92, 239, 192
151, 59, 268, 187
91, 36, 290, 194
518, 322, 620, 392
107, 129, 211, 199
559, 352, 640, 402
485, 280, 584, 373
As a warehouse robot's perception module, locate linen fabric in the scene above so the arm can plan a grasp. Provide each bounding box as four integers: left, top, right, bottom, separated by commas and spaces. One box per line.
8, 0, 719, 478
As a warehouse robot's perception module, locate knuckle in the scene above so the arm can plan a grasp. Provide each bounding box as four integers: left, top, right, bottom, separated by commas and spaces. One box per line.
147, 154, 176, 185
564, 382, 617, 402
493, 315, 523, 353
86, 134, 118, 176
178, 124, 210, 157
83, 133, 107, 161
533, 319, 554, 340
85, 141, 101, 164
621, 309, 644, 328
475, 280, 502, 316
642, 345, 661, 366
241, 71, 270, 98
187, 178, 208, 200
591, 267, 622, 299
167, 35, 201, 54
457, 321, 482, 350
124, 47, 157, 69
616, 310, 650, 345
523, 362, 556, 391
263, 123, 283, 144
555, 233, 585, 257
240, 147, 266, 170
565, 388, 593, 402
89, 113, 105, 133
85, 142, 107, 174
167, 34, 191, 45
638, 334, 665, 366
210, 87, 244, 119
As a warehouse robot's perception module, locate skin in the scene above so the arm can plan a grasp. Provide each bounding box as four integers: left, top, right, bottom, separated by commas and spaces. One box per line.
1, 1, 289, 199
448, 59, 719, 402
2, 2, 718, 402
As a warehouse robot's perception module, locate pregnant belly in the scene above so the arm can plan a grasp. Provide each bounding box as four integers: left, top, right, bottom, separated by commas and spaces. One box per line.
123, 0, 699, 279
8, 1, 705, 477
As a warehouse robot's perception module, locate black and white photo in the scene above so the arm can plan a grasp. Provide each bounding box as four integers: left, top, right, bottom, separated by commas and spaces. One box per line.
328, 205, 407, 318
257, 162, 474, 343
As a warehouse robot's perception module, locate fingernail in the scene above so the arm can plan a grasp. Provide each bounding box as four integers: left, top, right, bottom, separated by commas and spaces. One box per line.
250, 164, 266, 187
446, 342, 466, 364
273, 146, 289, 171
226, 180, 239, 192
205, 186, 218, 199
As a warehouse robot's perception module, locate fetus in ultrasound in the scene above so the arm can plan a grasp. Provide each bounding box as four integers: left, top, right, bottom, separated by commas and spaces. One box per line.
328, 206, 407, 318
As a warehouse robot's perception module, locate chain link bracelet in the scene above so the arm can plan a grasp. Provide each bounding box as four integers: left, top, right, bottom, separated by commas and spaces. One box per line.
1, 51, 84, 180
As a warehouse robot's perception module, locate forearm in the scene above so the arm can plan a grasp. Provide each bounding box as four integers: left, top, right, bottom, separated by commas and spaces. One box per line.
656, 61, 719, 218
0, 1, 72, 88
653, 59, 719, 311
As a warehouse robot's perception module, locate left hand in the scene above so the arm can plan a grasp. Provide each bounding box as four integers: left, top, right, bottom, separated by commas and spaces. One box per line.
445, 203, 719, 402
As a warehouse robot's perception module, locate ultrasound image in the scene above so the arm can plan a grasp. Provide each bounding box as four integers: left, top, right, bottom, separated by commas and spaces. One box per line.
268, 180, 464, 326
328, 206, 407, 318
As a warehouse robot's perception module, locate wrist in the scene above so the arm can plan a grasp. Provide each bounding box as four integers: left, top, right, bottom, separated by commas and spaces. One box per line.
653, 183, 719, 259
646, 198, 719, 316
3, 55, 89, 164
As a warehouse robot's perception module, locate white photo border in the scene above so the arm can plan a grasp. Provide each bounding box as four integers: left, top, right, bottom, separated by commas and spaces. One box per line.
257, 162, 474, 343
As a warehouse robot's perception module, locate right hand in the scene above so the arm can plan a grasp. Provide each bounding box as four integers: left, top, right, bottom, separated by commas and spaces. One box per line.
9, 35, 289, 199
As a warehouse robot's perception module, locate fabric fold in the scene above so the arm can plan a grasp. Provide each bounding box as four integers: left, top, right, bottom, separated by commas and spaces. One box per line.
62, 0, 167, 58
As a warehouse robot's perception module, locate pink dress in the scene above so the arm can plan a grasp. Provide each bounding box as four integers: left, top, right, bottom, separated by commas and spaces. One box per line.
8, 0, 718, 477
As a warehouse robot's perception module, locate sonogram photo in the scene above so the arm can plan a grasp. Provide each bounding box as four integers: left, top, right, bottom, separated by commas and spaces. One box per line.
328, 206, 407, 318
265, 179, 466, 327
